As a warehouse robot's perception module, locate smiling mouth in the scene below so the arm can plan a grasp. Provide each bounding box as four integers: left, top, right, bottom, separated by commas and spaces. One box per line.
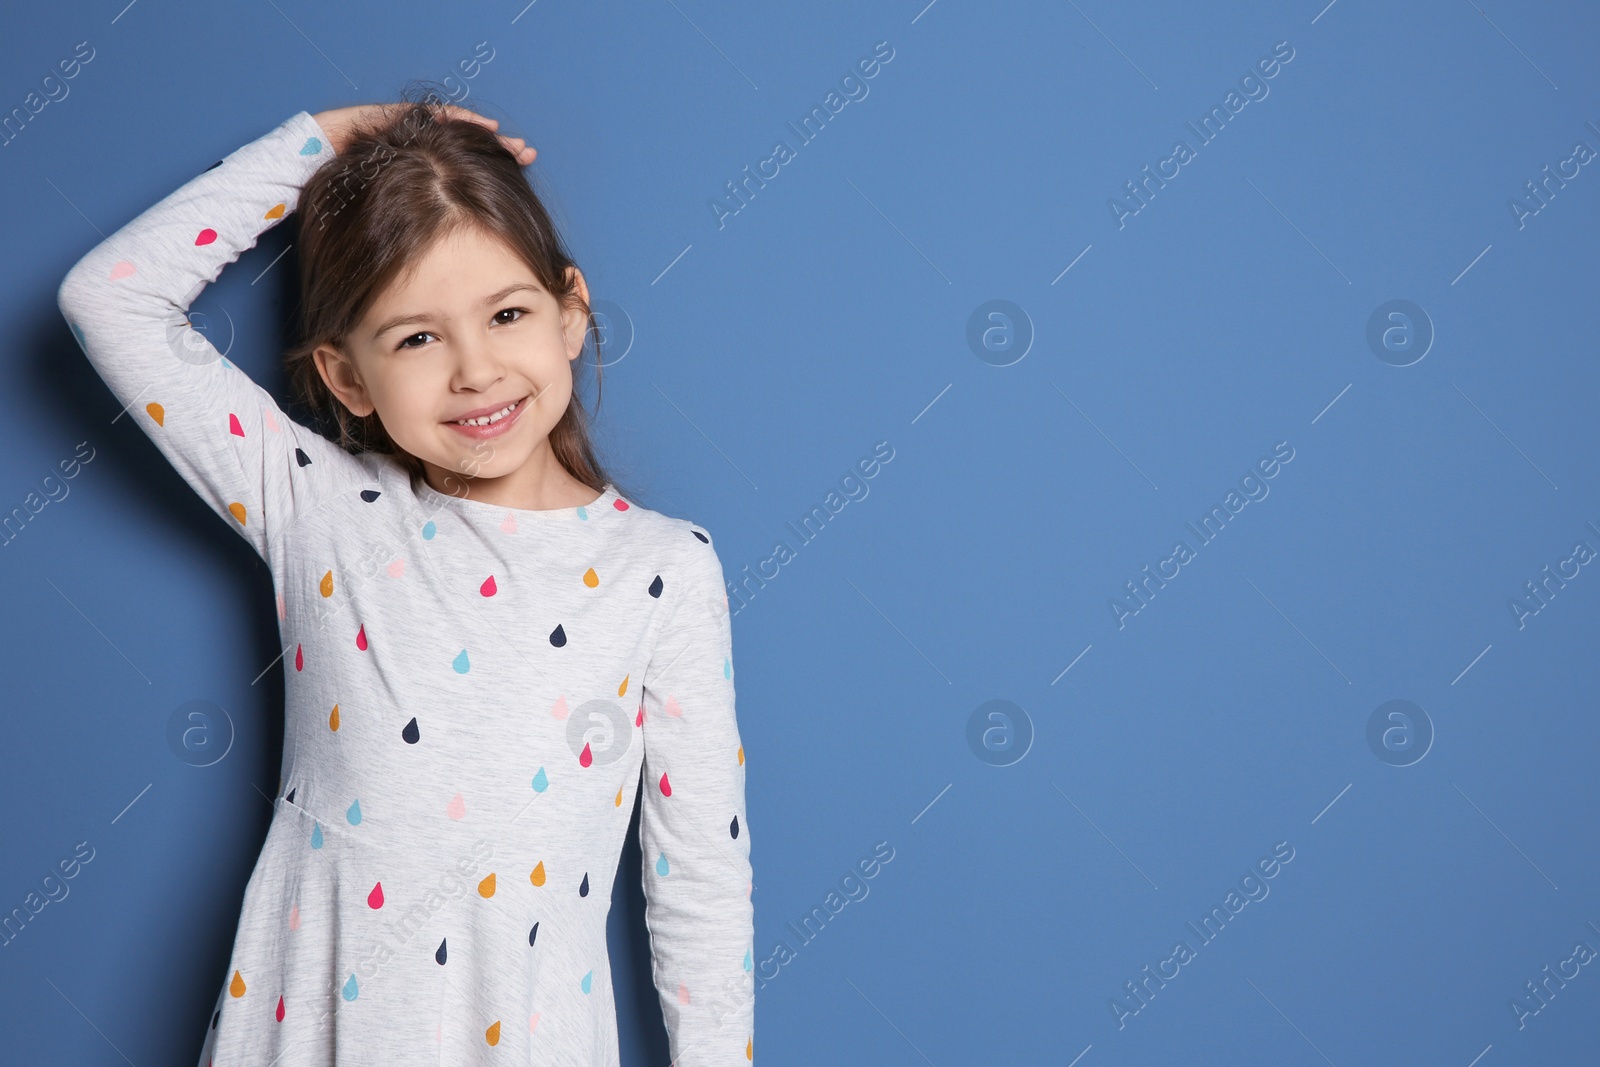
450, 397, 527, 427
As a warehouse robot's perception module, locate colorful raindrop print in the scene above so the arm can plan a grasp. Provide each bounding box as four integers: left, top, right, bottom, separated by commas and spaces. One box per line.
659, 772, 672, 797
367, 882, 384, 909
480, 574, 497, 596
342, 974, 359, 1002
329, 704, 340, 731
583, 567, 599, 588
579, 872, 589, 897
648, 575, 663, 598
346, 798, 362, 825
355, 624, 368, 651
655, 853, 670, 877
549, 624, 566, 648
436, 938, 447, 965
402, 717, 419, 744
531, 767, 549, 792
530, 861, 546, 887
479, 872, 496, 898
229, 970, 246, 998
453, 649, 471, 673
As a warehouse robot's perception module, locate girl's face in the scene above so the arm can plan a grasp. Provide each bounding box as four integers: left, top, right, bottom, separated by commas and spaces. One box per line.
312, 224, 590, 497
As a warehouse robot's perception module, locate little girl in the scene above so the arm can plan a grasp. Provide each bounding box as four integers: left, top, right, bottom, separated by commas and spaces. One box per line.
56, 98, 753, 1066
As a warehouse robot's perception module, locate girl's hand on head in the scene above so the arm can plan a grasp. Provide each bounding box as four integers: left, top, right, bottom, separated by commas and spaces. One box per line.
310, 103, 536, 165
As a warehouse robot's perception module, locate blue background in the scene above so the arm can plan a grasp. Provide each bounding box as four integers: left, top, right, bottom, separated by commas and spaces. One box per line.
3, 1, 1599, 1063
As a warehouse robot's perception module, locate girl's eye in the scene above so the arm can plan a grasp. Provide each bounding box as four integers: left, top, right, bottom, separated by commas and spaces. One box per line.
396, 332, 434, 351
494, 307, 528, 325
394, 309, 526, 350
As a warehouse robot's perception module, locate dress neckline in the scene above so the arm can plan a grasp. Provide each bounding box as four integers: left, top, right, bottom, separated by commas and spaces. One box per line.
411, 472, 621, 522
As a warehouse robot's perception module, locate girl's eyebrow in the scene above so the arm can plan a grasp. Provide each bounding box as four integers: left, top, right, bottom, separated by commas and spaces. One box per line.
370, 282, 542, 339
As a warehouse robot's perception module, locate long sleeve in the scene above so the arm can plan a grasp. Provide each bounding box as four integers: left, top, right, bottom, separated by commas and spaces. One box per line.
55, 110, 367, 564
639, 526, 755, 1065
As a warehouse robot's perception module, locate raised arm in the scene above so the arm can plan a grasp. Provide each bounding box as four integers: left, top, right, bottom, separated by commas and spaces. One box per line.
55, 110, 366, 563
639, 526, 755, 1065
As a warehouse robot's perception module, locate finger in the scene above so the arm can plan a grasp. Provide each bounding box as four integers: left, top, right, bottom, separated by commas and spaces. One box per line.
442, 105, 498, 129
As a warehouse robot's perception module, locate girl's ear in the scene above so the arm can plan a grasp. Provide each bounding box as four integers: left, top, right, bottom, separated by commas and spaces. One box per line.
561, 266, 591, 363
313, 342, 376, 417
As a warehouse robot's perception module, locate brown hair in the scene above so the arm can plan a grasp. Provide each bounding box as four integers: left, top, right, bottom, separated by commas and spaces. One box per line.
284, 85, 623, 499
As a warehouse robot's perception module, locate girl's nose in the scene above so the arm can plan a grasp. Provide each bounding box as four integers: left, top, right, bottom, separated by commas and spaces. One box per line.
450, 334, 505, 391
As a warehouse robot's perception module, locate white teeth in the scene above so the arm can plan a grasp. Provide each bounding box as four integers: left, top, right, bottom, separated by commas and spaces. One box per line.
454, 399, 521, 426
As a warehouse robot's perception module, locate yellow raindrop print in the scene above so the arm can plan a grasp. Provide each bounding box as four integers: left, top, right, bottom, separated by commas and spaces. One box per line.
265, 202, 286, 220
530, 861, 546, 887
583, 567, 599, 588
329, 704, 340, 731
228, 502, 247, 526
320, 570, 333, 597
617, 674, 629, 697
614, 784, 623, 807
478, 872, 496, 898
229, 969, 246, 997
485, 1020, 501, 1045
747, 1035, 753, 1060
738, 745, 744, 765
146, 401, 165, 426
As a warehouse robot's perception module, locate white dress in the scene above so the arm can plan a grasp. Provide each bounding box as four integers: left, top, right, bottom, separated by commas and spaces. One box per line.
55, 110, 754, 1066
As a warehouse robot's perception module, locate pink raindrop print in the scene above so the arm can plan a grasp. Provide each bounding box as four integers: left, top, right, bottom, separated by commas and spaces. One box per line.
578, 741, 592, 768
367, 881, 384, 909
665, 695, 683, 718
480, 574, 497, 596
356, 624, 368, 651
276, 995, 285, 1022
228, 413, 245, 437
447, 792, 466, 819
294, 644, 303, 672
109, 260, 135, 280
195, 227, 218, 245
550, 695, 569, 720
659, 772, 672, 797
